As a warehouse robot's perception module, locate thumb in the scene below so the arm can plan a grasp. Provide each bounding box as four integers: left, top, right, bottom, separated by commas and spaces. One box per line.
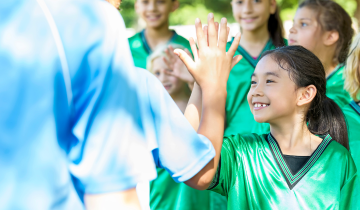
230, 55, 242, 70
174, 49, 195, 72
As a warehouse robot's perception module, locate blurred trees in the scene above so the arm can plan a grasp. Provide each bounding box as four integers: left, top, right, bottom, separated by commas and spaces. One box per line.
120, 0, 358, 28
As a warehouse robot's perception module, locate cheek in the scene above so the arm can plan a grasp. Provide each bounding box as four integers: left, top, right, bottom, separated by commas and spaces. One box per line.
295, 30, 317, 50
247, 89, 254, 113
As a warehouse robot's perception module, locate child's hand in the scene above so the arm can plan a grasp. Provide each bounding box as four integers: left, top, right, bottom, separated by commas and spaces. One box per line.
174, 13, 241, 93
163, 45, 194, 84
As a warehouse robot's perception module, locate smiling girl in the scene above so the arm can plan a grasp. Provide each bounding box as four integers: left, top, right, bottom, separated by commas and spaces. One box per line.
289, 0, 353, 108
225, 0, 286, 137
129, 0, 191, 70
180, 43, 359, 209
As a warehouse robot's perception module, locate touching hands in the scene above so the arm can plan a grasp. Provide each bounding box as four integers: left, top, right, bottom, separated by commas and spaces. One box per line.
163, 45, 195, 84
174, 13, 241, 93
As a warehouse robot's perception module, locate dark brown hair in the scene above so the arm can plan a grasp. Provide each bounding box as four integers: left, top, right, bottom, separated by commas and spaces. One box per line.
268, 6, 285, 48
261, 46, 349, 150
299, 0, 354, 64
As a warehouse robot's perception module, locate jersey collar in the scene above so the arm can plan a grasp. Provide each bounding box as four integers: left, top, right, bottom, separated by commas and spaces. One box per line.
326, 64, 344, 81
266, 133, 333, 190
230, 38, 273, 68
349, 100, 360, 115
140, 29, 178, 54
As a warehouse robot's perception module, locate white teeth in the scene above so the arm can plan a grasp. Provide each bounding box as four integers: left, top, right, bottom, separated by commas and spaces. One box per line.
254, 103, 269, 108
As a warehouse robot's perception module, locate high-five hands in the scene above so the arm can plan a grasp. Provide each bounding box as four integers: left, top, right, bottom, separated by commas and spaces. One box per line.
174, 13, 241, 92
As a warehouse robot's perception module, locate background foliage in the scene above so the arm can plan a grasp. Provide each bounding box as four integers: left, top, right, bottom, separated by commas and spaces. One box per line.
120, 0, 357, 28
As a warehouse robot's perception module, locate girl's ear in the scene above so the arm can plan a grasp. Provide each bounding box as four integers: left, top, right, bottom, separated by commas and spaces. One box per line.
171, 0, 179, 12
269, 0, 277, 15
297, 85, 317, 106
323, 30, 339, 47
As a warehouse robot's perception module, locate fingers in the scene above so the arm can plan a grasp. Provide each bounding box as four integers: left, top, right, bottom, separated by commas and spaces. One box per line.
189, 37, 199, 61
203, 25, 208, 46
227, 32, 241, 57
195, 18, 207, 49
174, 49, 196, 72
227, 27, 230, 38
218, 18, 228, 50
207, 13, 217, 48
231, 55, 242, 69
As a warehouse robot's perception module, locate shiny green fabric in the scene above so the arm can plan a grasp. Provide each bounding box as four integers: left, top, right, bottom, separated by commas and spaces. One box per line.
224, 40, 288, 136
343, 101, 360, 171
326, 65, 352, 108
209, 133, 359, 209
150, 168, 227, 210
128, 31, 226, 210
128, 30, 191, 69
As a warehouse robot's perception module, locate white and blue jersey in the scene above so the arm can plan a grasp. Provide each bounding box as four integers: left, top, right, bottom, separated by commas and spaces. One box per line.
0, 0, 157, 209
137, 68, 216, 183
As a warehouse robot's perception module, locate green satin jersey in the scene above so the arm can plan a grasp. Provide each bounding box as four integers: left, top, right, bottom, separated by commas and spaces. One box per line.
326, 65, 352, 108
129, 29, 226, 210
208, 133, 359, 209
343, 101, 360, 171
128, 30, 191, 69
224, 39, 287, 137
150, 168, 227, 210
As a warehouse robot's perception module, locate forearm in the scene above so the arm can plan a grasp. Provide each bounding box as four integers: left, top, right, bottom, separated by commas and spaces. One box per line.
84, 188, 141, 210
184, 83, 202, 131
185, 88, 227, 190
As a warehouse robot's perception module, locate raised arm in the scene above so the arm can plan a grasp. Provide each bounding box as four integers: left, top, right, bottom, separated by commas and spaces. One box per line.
175, 13, 241, 190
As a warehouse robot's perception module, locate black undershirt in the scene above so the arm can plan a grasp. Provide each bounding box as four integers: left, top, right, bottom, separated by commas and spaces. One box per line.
283, 155, 310, 175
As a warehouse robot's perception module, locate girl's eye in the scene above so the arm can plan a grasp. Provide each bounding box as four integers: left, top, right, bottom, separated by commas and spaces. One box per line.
266, 80, 274, 83
154, 72, 160, 76
251, 80, 257, 85
301, 22, 308, 27
157, 0, 165, 3
253, 0, 261, 3
235, 1, 243, 4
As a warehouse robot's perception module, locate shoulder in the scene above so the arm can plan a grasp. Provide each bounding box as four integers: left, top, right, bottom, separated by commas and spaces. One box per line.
171, 34, 191, 49
327, 140, 354, 163
128, 33, 143, 49
223, 133, 268, 151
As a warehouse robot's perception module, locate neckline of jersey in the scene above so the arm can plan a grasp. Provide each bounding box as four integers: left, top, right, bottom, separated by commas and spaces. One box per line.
266, 133, 333, 190
140, 29, 178, 54
350, 100, 360, 115
326, 64, 343, 81
230, 38, 273, 68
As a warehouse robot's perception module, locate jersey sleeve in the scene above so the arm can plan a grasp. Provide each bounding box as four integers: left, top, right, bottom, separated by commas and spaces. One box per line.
139, 69, 215, 183
63, 3, 156, 194
207, 135, 242, 196
339, 155, 359, 209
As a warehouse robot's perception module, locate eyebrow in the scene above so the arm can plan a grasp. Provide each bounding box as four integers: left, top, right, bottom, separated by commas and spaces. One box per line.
251, 72, 280, 78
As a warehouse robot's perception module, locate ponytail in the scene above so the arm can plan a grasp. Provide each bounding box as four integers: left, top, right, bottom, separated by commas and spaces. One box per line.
262, 46, 349, 150
307, 96, 349, 150
268, 6, 285, 48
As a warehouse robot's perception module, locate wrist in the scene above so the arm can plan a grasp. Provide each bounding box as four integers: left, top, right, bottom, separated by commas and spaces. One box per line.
201, 87, 227, 102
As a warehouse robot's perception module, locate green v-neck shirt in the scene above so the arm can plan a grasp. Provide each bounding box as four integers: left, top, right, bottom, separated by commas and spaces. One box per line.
343, 100, 360, 171
129, 30, 227, 210
128, 30, 191, 69
326, 65, 352, 108
208, 133, 359, 209
224, 39, 286, 137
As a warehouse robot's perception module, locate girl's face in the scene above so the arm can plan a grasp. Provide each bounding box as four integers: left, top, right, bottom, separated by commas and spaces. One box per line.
289, 7, 323, 55
247, 56, 299, 124
152, 57, 187, 96
231, 0, 276, 32
135, 0, 177, 29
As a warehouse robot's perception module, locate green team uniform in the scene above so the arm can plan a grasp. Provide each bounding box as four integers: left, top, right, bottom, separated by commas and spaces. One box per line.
326, 65, 352, 108
128, 30, 191, 69
224, 39, 287, 137
343, 101, 360, 171
208, 133, 359, 209
129, 30, 226, 210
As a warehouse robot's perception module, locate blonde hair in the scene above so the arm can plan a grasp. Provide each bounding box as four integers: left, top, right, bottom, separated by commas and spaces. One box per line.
344, 33, 360, 101
146, 44, 184, 73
